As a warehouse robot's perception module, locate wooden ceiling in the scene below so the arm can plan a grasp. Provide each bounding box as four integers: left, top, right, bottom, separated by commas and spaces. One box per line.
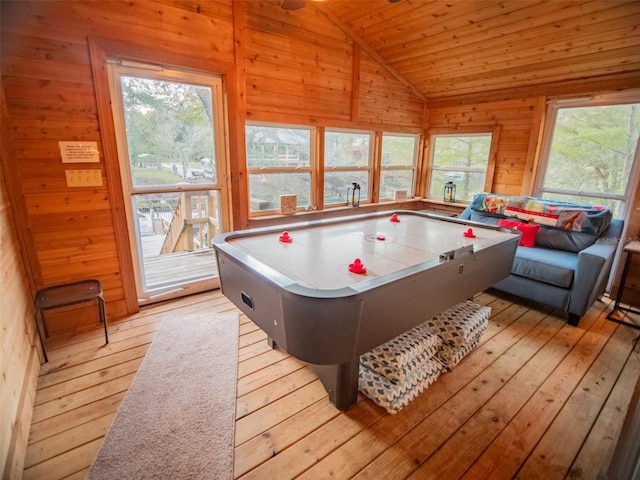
313, 0, 640, 105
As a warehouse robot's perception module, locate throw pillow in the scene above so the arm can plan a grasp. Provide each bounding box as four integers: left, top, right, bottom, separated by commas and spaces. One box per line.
498, 219, 540, 248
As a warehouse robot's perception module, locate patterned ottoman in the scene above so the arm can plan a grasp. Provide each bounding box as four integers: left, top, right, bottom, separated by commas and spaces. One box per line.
360, 325, 442, 383
358, 325, 443, 414
422, 300, 491, 369
358, 300, 491, 414
359, 359, 444, 415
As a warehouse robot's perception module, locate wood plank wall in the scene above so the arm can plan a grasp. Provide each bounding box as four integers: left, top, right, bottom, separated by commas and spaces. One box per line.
242, 0, 424, 128
0, 0, 424, 323
1, 0, 238, 322
0, 87, 41, 479
427, 97, 544, 196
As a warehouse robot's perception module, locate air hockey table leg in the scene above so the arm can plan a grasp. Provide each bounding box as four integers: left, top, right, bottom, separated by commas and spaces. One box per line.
267, 335, 358, 409
311, 360, 360, 411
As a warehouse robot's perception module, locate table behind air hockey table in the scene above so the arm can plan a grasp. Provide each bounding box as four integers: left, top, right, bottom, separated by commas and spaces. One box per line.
213, 211, 519, 410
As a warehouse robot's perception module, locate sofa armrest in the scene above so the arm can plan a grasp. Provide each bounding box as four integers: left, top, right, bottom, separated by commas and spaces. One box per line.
569, 240, 619, 317
458, 205, 473, 220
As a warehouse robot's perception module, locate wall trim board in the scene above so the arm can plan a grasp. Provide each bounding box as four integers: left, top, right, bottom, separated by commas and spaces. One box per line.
1, 81, 40, 293
88, 37, 139, 316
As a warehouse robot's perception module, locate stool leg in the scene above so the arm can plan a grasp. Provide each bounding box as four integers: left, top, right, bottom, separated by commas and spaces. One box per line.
35, 311, 48, 363
98, 297, 108, 345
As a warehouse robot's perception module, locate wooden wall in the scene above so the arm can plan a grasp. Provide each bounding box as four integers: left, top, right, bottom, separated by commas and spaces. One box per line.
426, 97, 545, 196
1, 84, 41, 479
0, 0, 240, 322
0, 0, 424, 323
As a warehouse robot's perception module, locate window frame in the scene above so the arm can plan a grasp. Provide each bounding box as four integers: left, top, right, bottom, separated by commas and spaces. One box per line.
425, 126, 500, 203
533, 93, 640, 219
245, 121, 316, 216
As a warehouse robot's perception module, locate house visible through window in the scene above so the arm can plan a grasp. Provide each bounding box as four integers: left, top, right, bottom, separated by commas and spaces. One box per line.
428, 133, 493, 202
324, 130, 372, 206
245, 124, 313, 213
536, 98, 640, 218
380, 133, 419, 200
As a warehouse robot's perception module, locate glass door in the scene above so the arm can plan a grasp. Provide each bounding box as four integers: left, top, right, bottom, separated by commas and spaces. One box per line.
108, 62, 229, 304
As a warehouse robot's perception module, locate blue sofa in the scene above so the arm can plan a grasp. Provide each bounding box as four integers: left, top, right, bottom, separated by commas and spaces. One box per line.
459, 193, 624, 326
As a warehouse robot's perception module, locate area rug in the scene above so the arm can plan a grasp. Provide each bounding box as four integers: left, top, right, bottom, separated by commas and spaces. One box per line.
87, 313, 239, 480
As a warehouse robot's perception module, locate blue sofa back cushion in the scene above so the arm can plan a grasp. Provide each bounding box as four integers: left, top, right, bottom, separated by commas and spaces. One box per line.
469, 210, 598, 253
468, 194, 613, 253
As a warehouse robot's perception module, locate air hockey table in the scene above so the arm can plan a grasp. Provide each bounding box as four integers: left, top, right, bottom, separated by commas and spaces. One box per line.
213, 210, 520, 410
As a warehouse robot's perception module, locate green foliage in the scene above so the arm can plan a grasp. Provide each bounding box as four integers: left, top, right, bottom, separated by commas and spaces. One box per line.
381, 135, 417, 166
246, 126, 311, 168
433, 135, 491, 168
121, 76, 215, 176
546, 104, 639, 196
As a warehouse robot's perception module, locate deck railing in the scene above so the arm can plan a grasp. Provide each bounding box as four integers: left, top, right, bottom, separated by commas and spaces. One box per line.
159, 191, 219, 255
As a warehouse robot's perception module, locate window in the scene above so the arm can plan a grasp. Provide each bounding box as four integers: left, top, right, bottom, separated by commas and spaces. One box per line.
428, 130, 496, 202
324, 129, 372, 206
536, 97, 640, 218
380, 133, 419, 200
245, 124, 313, 213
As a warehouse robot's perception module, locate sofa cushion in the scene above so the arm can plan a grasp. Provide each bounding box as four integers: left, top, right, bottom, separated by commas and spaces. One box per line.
534, 225, 599, 253
510, 247, 577, 288
469, 210, 501, 225
498, 219, 540, 248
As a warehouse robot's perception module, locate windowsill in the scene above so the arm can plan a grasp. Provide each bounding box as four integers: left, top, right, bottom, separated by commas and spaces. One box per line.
420, 198, 468, 209
245, 198, 424, 229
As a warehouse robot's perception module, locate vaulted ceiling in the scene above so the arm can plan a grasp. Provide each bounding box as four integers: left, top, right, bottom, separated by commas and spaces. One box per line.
314, 0, 640, 104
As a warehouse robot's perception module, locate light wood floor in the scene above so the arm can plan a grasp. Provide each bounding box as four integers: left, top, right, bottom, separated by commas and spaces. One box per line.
23, 289, 640, 479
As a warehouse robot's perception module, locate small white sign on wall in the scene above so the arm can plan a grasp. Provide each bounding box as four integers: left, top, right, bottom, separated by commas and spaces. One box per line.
59, 141, 100, 163
65, 169, 103, 187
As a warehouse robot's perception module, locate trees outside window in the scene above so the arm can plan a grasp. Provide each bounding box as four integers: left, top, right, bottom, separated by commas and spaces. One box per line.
324, 130, 372, 206
121, 77, 217, 187
380, 134, 419, 200
245, 124, 313, 213
428, 133, 493, 202
537, 101, 640, 218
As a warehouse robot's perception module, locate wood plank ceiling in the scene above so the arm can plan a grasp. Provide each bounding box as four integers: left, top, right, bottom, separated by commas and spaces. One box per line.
314, 0, 640, 105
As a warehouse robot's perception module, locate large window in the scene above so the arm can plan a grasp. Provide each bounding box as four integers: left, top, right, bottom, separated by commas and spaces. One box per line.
108, 63, 228, 303
380, 133, 419, 200
244, 124, 421, 214
427, 130, 497, 202
324, 130, 372, 206
536, 97, 640, 218
245, 124, 313, 213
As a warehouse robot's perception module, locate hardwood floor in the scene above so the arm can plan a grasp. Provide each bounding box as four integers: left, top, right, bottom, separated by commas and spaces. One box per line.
23, 289, 640, 479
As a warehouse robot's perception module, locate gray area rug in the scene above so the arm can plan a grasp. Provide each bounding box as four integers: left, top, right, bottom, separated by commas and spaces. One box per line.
87, 313, 239, 480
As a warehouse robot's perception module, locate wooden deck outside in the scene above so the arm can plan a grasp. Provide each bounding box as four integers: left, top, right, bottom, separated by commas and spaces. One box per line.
140, 234, 217, 289
23, 289, 640, 479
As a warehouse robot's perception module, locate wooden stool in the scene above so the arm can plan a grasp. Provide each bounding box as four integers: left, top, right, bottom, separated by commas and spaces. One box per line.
35, 279, 108, 362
